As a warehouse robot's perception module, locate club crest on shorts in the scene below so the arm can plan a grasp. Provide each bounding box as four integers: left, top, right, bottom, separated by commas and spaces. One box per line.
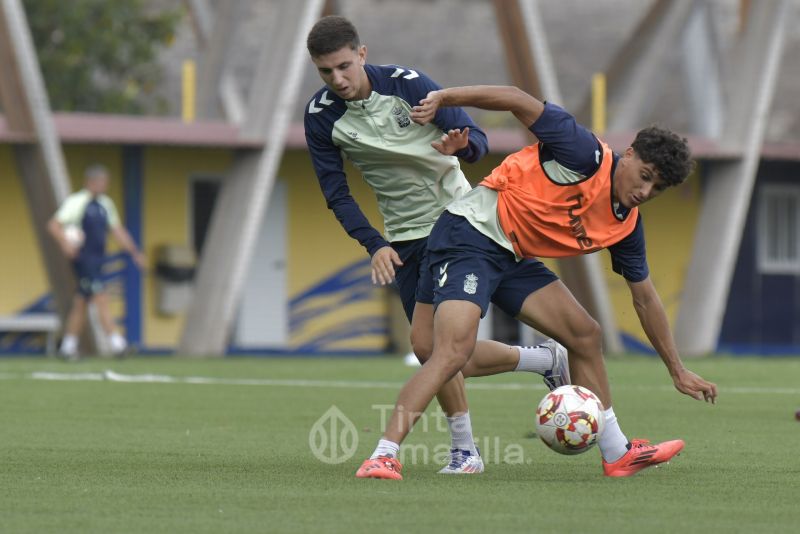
463, 273, 478, 295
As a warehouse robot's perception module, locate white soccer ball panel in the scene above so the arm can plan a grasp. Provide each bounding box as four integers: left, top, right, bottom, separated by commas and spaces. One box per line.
64, 225, 85, 247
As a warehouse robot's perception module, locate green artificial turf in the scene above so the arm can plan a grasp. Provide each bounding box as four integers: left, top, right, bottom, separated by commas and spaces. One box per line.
1, 355, 798, 533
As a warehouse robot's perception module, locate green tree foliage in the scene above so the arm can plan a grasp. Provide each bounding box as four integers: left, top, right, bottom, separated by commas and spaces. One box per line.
23, 0, 180, 114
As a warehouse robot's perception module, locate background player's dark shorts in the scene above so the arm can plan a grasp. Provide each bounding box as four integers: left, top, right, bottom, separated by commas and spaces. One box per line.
392, 237, 434, 322
428, 211, 559, 318
72, 255, 105, 297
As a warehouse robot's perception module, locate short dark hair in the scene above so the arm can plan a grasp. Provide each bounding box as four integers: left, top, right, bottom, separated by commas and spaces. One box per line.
307, 15, 360, 57
631, 125, 694, 186
84, 163, 109, 182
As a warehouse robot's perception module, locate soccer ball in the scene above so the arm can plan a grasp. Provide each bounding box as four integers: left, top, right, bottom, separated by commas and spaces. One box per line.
535, 385, 605, 455
64, 225, 85, 248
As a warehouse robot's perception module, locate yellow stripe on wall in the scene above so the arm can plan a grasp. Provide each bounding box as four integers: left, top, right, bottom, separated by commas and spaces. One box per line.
0, 146, 49, 314
142, 146, 233, 347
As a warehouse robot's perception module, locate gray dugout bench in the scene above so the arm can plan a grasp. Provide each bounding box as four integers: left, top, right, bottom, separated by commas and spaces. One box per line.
0, 313, 62, 355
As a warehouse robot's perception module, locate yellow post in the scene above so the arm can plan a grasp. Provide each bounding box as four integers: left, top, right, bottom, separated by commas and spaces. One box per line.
591, 72, 606, 134
182, 60, 196, 123
738, 0, 751, 34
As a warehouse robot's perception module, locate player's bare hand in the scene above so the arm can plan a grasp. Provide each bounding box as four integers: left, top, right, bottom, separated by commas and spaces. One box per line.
371, 246, 403, 286
132, 251, 148, 270
431, 127, 470, 155
62, 244, 79, 260
411, 90, 444, 125
672, 368, 717, 404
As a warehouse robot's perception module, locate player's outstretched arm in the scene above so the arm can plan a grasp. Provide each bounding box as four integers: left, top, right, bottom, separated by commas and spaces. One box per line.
111, 225, 147, 269
411, 85, 545, 129
626, 277, 718, 403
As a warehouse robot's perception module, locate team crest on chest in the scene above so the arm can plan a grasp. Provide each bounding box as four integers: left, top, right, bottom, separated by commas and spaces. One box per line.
463, 273, 478, 295
391, 106, 410, 128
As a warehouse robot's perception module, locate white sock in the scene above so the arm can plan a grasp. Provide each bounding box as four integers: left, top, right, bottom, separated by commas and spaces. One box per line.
598, 407, 630, 463
514, 345, 553, 375
109, 333, 127, 353
370, 439, 400, 459
60, 334, 78, 355
446, 411, 478, 453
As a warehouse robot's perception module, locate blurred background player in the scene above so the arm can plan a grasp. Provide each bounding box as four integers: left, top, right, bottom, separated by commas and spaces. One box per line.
356, 85, 718, 480
47, 164, 147, 360
304, 16, 570, 475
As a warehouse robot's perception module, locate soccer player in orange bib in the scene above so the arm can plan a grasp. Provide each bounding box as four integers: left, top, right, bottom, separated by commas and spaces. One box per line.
356, 85, 717, 479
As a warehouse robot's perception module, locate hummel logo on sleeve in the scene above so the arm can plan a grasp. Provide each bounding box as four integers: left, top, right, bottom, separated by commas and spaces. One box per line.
390, 67, 419, 80
308, 90, 334, 114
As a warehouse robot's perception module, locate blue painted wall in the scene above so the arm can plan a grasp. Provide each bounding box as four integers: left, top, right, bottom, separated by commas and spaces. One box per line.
719, 161, 800, 353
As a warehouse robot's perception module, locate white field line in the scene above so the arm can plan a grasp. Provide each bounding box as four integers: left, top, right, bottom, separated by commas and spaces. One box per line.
0, 370, 795, 395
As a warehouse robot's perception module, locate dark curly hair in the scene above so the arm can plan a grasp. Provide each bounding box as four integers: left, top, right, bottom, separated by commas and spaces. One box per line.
631, 126, 694, 186
307, 16, 360, 58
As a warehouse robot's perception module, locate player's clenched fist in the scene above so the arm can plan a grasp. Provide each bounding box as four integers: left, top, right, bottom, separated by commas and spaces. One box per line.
411, 90, 444, 125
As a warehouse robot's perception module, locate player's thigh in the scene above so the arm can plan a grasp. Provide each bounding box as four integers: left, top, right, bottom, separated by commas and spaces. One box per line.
74, 256, 105, 298
491, 258, 558, 318
70, 293, 88, 311
515, 280, 600, 346
427, 210, 508, 355
429, 256, 499, 365
432, 299, 482, 367
410, 302, 434, 360
92, 290, 110, 308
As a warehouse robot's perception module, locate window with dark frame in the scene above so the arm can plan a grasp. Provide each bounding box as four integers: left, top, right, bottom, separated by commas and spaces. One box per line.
758, 185, 800, 274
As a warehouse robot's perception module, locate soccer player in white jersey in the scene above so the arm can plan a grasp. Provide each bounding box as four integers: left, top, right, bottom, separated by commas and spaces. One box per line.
304, 16, 571, 475
48, 164, 146, 360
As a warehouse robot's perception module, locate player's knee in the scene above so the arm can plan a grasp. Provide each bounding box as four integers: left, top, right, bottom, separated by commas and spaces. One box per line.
460, 359, 478, 379
569, 318, 603, 358
410, 333, 433, 363
429, 345, 471, 380
441, 354, 470, 381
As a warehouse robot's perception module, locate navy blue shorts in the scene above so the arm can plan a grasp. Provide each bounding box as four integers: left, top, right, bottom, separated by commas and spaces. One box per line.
392, 237, 434, 322
428, 211, 559, 318
73, 255, 105, 297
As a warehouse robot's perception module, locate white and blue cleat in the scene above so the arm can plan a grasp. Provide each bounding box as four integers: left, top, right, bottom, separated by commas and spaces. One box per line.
541, 339, 571, 391
438, 448, 485, 474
